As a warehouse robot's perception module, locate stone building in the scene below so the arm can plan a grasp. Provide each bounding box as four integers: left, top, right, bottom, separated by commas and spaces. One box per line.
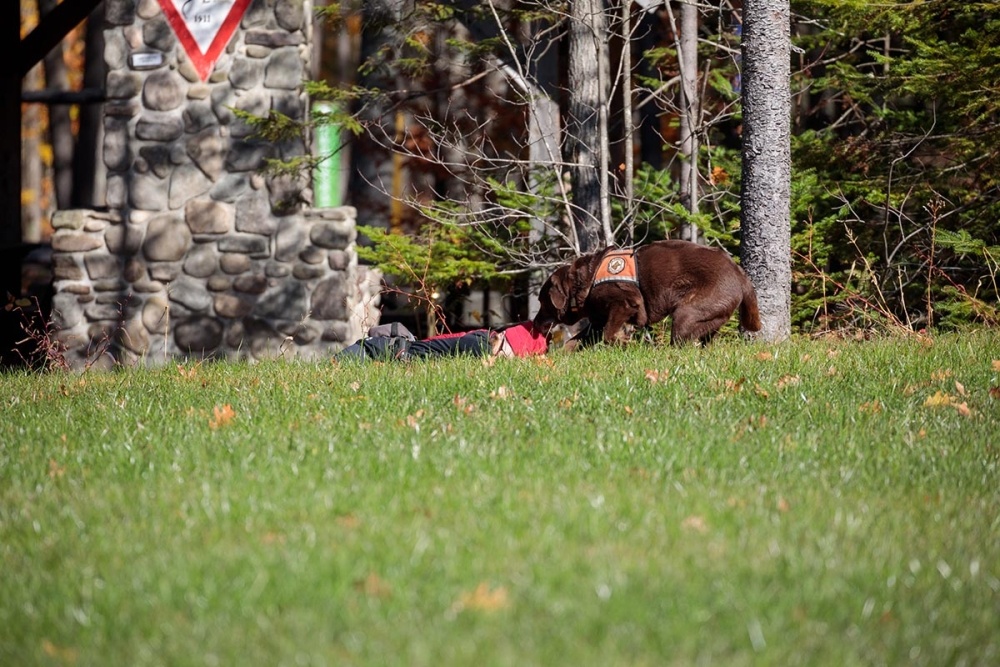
50, 0, 379, 369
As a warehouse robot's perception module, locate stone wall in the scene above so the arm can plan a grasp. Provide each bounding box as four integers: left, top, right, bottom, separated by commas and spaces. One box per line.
50, 0, 380, 369
51, 207, 380, 369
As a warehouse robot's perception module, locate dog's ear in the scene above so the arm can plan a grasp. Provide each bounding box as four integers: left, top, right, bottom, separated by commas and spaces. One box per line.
547, 267, 571, 315
566, 256, 594, 310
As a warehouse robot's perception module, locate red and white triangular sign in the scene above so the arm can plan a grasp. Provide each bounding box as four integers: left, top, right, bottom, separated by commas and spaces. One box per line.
156, 0, 253, 81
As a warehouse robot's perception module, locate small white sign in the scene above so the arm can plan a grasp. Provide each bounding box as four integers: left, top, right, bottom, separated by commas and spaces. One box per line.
129, 52, 165, 70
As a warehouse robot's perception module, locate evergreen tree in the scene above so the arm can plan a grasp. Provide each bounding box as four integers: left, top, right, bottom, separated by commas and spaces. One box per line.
791, 0, 1000, 329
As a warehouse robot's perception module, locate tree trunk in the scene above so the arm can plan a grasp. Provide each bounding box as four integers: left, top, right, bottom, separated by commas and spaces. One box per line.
620, 0, 635, 242
740, 0, 791, 341
565, 0, 609, 254
637, 9, 664, 171
22, 64, 45, 244
678, 0, 699, 242
349, 0, 410, 232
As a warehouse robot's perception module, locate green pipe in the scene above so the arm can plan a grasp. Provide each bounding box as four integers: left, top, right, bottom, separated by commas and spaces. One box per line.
313, 102, 342, 208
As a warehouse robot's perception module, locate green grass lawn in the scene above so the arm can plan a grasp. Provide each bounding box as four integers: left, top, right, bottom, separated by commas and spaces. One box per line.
2, 330, 999, 666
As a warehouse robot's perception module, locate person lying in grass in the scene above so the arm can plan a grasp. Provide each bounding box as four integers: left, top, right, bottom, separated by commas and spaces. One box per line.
334, 320, 551, 362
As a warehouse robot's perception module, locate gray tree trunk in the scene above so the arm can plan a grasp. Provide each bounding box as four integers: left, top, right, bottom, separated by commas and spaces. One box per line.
740, 0, 791, 341
565, 0, 609, 254
620, 0, 635, 242
349, 0, 410, 232
677, 0, 700, 241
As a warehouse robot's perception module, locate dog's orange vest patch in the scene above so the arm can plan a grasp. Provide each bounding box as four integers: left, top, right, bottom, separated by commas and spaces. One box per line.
593, 248, 638, 286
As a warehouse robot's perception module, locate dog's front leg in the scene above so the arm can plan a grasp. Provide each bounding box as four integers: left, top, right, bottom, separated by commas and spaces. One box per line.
602, 307, 637, 345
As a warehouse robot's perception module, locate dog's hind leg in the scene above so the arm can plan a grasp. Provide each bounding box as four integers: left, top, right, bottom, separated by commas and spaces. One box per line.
670, 307, 733, 345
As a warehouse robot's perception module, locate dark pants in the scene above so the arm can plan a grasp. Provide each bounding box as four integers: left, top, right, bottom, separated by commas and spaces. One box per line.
335, 330, 491, 362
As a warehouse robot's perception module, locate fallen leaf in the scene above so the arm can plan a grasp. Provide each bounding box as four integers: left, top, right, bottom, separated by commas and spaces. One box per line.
682, 515, 708, 533
453, 395, 475, 414
953, 402, 972, 417
349, 381, 361, 392
827, 365, 839, 377
931, 369, 953, 382
923, 391, 953, 408
644, 369, 669, 383
756, 351, 773, 361
990, 386, 1000, 400
623, 405, 633, 415
490, 386, 511, 400
725, 377, 746, 392
209, 404, 236, 429
48, 459, 65, 479
992, 360, 1000, 372
800, 354, 812, 362
777, 497, 791, 513
355, 573, 393, 599
453, 583, 509, 612
405, 410, 425, 431
859, 400, 882, 414
177, 362, 203, 379
955, 381, 967, 397
531, 356, 555, 368
776, 374, 801, 389
41, 639, 77, 662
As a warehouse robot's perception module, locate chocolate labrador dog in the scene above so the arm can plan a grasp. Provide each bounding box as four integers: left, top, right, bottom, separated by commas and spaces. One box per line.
533, 240, 761, 345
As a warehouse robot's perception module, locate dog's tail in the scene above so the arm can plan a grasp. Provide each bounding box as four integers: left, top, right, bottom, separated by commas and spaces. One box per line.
739, 274, 762, 333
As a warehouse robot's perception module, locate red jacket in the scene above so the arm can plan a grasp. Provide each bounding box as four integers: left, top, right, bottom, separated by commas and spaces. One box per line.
427, 322, 547, 358
493, 322, 548, 357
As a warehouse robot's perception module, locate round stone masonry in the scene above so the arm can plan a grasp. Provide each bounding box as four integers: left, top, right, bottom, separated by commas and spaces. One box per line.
49, 0, 381, 368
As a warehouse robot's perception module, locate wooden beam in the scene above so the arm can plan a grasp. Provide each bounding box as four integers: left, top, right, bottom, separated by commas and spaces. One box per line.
20, 0, 104, 77
21, 88, 106, 105
3, 2, 21, 259
4, 0, 102, 285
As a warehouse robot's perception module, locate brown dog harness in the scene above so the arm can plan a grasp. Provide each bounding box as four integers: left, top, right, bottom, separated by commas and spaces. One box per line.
593, 248, 639, 287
